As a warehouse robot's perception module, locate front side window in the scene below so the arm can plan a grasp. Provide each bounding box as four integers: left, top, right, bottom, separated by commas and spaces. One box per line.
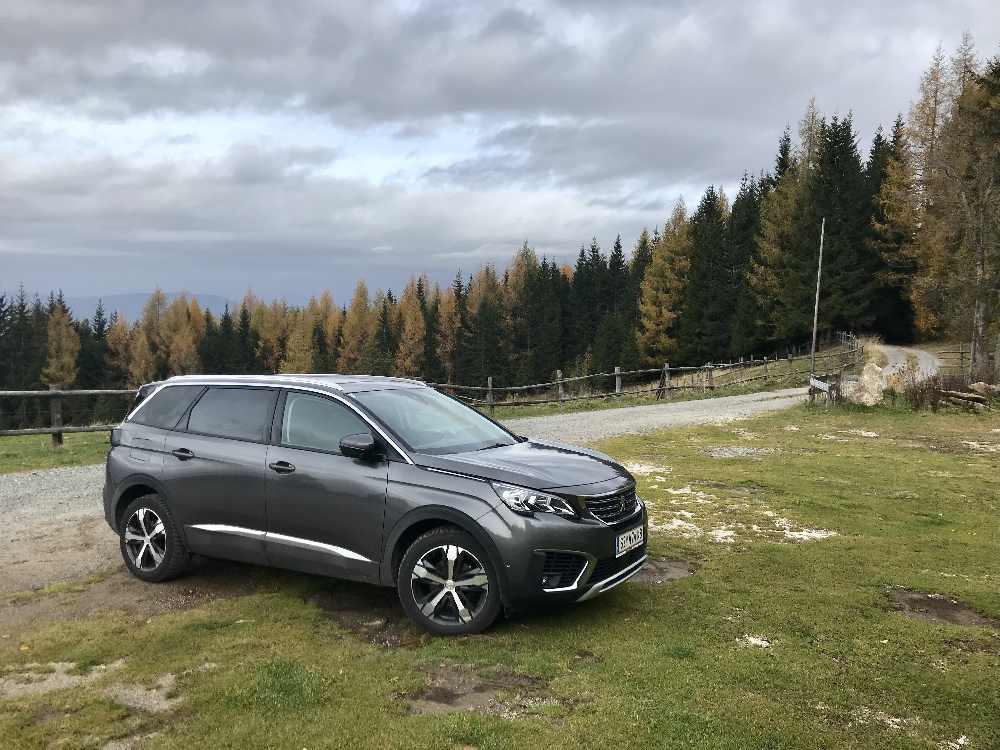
281, 391, 370, 454
130, 385, 203, 430
186, 387, 276, 442
352, 387, 514, 455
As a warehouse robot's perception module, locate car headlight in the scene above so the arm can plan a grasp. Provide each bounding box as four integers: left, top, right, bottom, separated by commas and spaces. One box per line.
491, 482, 577, 518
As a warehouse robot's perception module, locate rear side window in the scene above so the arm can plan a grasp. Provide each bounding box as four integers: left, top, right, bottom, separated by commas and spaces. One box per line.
130, 386, 203, 430
281, 391, 370, 454
186, 387, 276, 442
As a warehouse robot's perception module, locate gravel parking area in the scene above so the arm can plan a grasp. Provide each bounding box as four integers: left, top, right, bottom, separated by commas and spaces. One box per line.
0, 387, 807, 597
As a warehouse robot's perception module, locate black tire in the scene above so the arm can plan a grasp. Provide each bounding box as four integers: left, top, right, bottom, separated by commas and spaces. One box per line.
397, 526, 501, 635
118, 494, 189, 582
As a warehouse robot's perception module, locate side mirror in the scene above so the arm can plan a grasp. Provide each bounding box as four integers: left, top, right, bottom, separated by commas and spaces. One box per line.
340, 432, 377, 459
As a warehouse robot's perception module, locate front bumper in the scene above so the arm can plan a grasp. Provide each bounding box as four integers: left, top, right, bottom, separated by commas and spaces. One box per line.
574, 551, 647, 601
480, 495, 648, 610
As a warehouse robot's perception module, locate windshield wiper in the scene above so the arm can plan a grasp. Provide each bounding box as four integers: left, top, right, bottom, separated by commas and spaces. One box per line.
476, 441, 512, 451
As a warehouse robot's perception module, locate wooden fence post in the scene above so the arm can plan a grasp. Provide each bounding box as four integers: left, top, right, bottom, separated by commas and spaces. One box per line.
614, 366, 622, 395
707, 365, 714, 390
487, 376, 494, 416
49, 387, 63, 449
556, 370, 564, 408
994, 332, 1000, 382
663, 363, 671, 399
959, 343, 966, 377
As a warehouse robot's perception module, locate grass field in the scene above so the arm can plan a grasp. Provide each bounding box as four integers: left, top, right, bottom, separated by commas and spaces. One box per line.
1, 405, 998, 749
0, 431, 109, 474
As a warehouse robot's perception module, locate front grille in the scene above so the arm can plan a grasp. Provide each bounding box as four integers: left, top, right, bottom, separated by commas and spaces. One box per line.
589, 545, 646, 583
541, 551, 587, 589
585, 489, 639, 525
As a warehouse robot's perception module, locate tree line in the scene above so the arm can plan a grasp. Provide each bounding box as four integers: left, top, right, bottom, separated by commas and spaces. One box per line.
1, 36, 997, 410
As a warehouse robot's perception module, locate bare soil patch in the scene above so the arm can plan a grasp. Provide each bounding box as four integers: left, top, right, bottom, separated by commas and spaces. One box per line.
1, 559, 260, 643
0, 659, 125, 700
632, 558, 698, 584
405, 662, 557, 718
103, 673, 180, 714
888, 589, 1000, 629
308, 579, 426, 649
705, 446, 775, 459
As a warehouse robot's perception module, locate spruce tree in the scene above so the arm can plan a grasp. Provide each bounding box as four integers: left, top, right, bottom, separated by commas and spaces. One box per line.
627, 229, 654, 326
678, 186, 731, 363
607, 235, 629, 315
728, 174, 768, 356
869, 116, 918, 342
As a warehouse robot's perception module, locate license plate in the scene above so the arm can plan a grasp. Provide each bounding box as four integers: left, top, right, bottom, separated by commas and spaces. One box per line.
616, 526, 644, 557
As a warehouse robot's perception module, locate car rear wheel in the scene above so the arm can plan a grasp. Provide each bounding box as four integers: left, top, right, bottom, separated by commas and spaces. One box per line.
118, 494, 189, 582
397, 526, 500, 635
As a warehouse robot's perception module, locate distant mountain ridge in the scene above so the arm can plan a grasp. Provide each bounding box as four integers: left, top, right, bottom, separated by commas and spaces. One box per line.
62, 293, 235, 323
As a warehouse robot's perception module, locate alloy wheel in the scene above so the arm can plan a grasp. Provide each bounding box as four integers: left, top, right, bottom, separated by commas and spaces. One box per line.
410, 544, 490, 625
124, 507, 167, 572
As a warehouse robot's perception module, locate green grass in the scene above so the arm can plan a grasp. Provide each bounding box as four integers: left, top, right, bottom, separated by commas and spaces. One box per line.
0, 431, 110, 474
2, 405, 998, 748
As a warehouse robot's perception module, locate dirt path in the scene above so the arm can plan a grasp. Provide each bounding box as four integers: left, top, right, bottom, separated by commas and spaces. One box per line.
873, 345, 941, 388
0, 387, 807, 634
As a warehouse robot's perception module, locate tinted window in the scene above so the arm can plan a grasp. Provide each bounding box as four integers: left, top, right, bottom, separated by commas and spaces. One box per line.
130, 385, 203, 430
187, 387, 276, 442
352, 387, 514, 455
281, 392, 370, 454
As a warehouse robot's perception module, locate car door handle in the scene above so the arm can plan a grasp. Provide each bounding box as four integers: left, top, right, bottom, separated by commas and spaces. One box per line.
171, 448, 195, 461
268, 461, 296, 474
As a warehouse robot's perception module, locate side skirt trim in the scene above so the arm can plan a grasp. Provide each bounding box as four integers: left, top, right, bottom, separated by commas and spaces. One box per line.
188, 524, 371, 563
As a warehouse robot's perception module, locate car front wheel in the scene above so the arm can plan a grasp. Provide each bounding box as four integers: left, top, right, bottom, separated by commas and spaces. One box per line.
397, 526, 501, 635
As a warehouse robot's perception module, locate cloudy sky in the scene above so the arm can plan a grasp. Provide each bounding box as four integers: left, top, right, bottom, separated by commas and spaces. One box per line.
2, 0, 997, 308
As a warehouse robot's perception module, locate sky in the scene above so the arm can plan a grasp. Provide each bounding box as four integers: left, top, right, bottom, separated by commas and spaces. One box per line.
2, 0, 998, 310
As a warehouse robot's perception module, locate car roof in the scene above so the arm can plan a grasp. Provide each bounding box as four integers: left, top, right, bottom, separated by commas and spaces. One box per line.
159, 373, 428, 394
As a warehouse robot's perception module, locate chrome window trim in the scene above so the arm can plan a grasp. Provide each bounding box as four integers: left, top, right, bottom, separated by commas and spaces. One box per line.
188, 524, 371, 563
125, 380, 415, 465
281, 387, 414, 465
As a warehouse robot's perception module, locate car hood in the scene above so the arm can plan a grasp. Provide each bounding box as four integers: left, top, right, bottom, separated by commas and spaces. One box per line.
414, 439, 633, 490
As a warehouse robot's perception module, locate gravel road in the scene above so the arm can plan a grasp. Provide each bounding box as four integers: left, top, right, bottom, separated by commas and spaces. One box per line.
506, 387, 808, 442
0, 387, 807, 598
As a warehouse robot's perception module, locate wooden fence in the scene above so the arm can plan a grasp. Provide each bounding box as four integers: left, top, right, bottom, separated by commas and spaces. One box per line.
0, 334, 863, 446
934, 343, 998, 382
431, 335, 863, 414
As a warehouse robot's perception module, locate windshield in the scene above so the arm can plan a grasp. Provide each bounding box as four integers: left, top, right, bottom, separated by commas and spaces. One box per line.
351, 387, 516, 455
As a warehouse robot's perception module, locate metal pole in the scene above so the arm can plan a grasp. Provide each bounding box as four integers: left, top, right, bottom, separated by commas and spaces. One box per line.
614, 366, 622, 395
810, 217, 826, 376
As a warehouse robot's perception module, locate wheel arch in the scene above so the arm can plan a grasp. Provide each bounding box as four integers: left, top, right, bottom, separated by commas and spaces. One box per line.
381, 506, 510, 605
112, 475, 170, 529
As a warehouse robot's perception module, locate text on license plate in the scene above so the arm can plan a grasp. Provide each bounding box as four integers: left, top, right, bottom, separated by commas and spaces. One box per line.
616, 526, 644, 557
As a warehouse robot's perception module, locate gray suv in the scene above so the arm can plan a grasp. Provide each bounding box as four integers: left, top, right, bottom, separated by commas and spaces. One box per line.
103, 375, 647, 634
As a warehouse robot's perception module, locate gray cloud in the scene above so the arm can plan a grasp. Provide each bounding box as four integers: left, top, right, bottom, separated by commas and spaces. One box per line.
1, 1, 997, 302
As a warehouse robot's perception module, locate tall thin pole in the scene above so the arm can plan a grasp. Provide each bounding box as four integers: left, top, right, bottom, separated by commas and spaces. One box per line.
810, 217, 826, 376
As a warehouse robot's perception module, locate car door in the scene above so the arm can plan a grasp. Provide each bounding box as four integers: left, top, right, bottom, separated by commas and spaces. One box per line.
264, 389, 389, 583
161, 386, 277, 565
